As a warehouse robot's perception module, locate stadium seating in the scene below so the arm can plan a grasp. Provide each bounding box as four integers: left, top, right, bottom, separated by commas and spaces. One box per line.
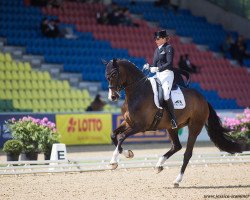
0, 52, 94, 112
0, 0, 249, 110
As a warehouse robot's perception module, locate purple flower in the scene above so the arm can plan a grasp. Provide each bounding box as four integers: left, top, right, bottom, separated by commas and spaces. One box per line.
42, 117, 48, 123
241, 127, 247, 132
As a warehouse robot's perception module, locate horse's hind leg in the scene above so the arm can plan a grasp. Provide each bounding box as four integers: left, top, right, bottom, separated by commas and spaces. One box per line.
173, 122, 202, 187
155, 129, 182, 173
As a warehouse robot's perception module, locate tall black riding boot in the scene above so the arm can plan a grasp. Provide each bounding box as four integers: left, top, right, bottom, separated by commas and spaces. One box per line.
164, 99, 178, 129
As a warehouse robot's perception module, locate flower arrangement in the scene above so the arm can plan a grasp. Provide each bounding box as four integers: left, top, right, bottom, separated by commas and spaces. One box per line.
223, 108, 250, 145
5, 116, 60, 154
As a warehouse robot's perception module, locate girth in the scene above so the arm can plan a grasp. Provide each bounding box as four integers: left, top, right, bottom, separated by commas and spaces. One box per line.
147, 109, 164, 131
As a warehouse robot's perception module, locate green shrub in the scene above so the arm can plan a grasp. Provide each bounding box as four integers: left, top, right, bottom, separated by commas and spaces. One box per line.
3, 140, 23, 155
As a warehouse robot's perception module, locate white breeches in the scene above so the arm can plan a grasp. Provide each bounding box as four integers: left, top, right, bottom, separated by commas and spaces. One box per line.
155, 70, 174, 100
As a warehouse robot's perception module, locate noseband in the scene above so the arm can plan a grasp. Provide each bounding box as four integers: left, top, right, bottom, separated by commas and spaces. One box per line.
107, 68, 123, 92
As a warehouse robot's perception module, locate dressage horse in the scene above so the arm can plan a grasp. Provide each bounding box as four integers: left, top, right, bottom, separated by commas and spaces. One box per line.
103, 58, 243, 187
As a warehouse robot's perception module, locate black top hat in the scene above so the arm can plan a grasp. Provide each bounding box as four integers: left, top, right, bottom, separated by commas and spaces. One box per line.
154, 30, 169, 39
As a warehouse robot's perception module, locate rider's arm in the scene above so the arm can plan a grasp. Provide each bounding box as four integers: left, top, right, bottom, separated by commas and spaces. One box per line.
158, 45, 174, 71
152, 49, 158, 67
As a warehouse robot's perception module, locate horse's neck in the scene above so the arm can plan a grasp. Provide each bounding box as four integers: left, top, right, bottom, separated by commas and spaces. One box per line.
125, 75, 151, 102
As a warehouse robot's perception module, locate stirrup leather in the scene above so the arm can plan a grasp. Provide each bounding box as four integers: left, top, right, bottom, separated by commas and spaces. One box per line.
171, 119, 177, 129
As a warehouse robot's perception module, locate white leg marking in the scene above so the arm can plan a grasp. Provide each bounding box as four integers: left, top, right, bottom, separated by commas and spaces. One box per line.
110, 146, 119, 164
108, 89, 112, 101
174, 173, 183, 184
156, 156, 167, 167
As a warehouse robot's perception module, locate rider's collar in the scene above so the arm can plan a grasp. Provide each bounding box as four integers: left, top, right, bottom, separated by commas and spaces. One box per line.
158, 44, 164, 49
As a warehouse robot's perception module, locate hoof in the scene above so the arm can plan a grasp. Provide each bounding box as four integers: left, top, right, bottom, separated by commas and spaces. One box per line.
110, 163, 118, 170
155, 166, 164, 174
173, 182, 179, 188
125, 150, 134, 159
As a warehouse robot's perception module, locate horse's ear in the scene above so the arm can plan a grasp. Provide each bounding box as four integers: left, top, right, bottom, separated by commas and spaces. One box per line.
101, 59, 108, 66
113, 58, 118, 68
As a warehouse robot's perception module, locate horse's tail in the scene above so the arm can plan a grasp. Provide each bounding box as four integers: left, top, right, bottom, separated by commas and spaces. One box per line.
205, 102, 242, 154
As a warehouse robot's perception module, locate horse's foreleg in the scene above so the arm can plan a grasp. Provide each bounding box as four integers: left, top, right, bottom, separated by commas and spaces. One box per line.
156, 129, 182, 173
110, 126, 138, 169
111, 121, 127, 147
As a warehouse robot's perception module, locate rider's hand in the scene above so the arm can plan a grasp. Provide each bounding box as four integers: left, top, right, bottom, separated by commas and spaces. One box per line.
150, 67, 159, 73
143, 63, 150, 70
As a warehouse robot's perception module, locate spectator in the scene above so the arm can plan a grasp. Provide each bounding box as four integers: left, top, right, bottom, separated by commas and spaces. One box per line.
41, 18, 77, 39
86, 94, 106, 111
47, 0, 63, 8
41, 18, 60, 38
220, 34, 234, 58
170, 0, 180, 14
96, 3, 139, 27
119, 8, 139, 27
178, 54, 199, 74
231, 35, 250, 66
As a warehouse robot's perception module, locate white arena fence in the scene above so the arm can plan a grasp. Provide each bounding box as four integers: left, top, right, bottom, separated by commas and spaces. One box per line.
0, 151, 250, 175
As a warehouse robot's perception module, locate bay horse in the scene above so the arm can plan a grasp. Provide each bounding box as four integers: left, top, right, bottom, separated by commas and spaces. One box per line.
103, 58, 243, 187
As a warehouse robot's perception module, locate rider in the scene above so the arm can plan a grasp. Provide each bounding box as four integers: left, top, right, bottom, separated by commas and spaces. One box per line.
143, 29, 177, 129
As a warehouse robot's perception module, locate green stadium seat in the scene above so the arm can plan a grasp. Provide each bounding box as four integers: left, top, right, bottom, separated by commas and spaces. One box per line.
31, 89, 39, 99
38, 90, 46, 99
5, 80, 12, 89
45, 90, 53, 99
31, 80, 39, 89
12, 80, 19, 89
19, 80, 26, 89
0, 61, 4, 70
0, 80, 5, 89
0, 53, 5, 62
63, 80, 70, 89
43, 71, 51, 80
12, 62, 18, 71
5, 71, 12, 80
31, 71, 38, 80
12, 90, 19, 99
24, 62, 31, 71
12, 71, 19, 80
0, 71, 5, 80
24, 80, 32, 89
19, 90, 26, 99
0, 90, 6, 99
24, 71, 32, 80
38, 81, 45, 89
26, 90, 32, 99
5, 53, 12, 62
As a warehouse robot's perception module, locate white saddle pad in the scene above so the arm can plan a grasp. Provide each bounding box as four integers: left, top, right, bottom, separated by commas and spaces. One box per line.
149, 77, 186, 109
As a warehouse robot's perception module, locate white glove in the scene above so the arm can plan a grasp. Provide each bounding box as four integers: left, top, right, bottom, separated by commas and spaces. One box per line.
143, 63, 150, 70
150, 67, 159, 73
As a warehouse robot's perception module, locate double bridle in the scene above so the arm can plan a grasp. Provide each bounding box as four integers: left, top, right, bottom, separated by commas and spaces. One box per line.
107, 66, 148, 93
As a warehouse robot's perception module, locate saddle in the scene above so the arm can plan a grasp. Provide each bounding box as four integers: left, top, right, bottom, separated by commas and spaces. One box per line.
149, 77, 186, 109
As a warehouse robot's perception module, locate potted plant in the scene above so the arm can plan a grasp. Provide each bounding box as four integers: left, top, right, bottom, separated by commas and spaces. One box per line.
3, 139, 23, 161
223, 108, 250, 150
5, 116, 60, 160
38, 117, 59, 160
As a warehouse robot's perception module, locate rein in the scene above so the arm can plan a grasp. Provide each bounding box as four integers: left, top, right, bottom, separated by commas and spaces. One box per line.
108, 68, 150, 93
123, 75, 148, 91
